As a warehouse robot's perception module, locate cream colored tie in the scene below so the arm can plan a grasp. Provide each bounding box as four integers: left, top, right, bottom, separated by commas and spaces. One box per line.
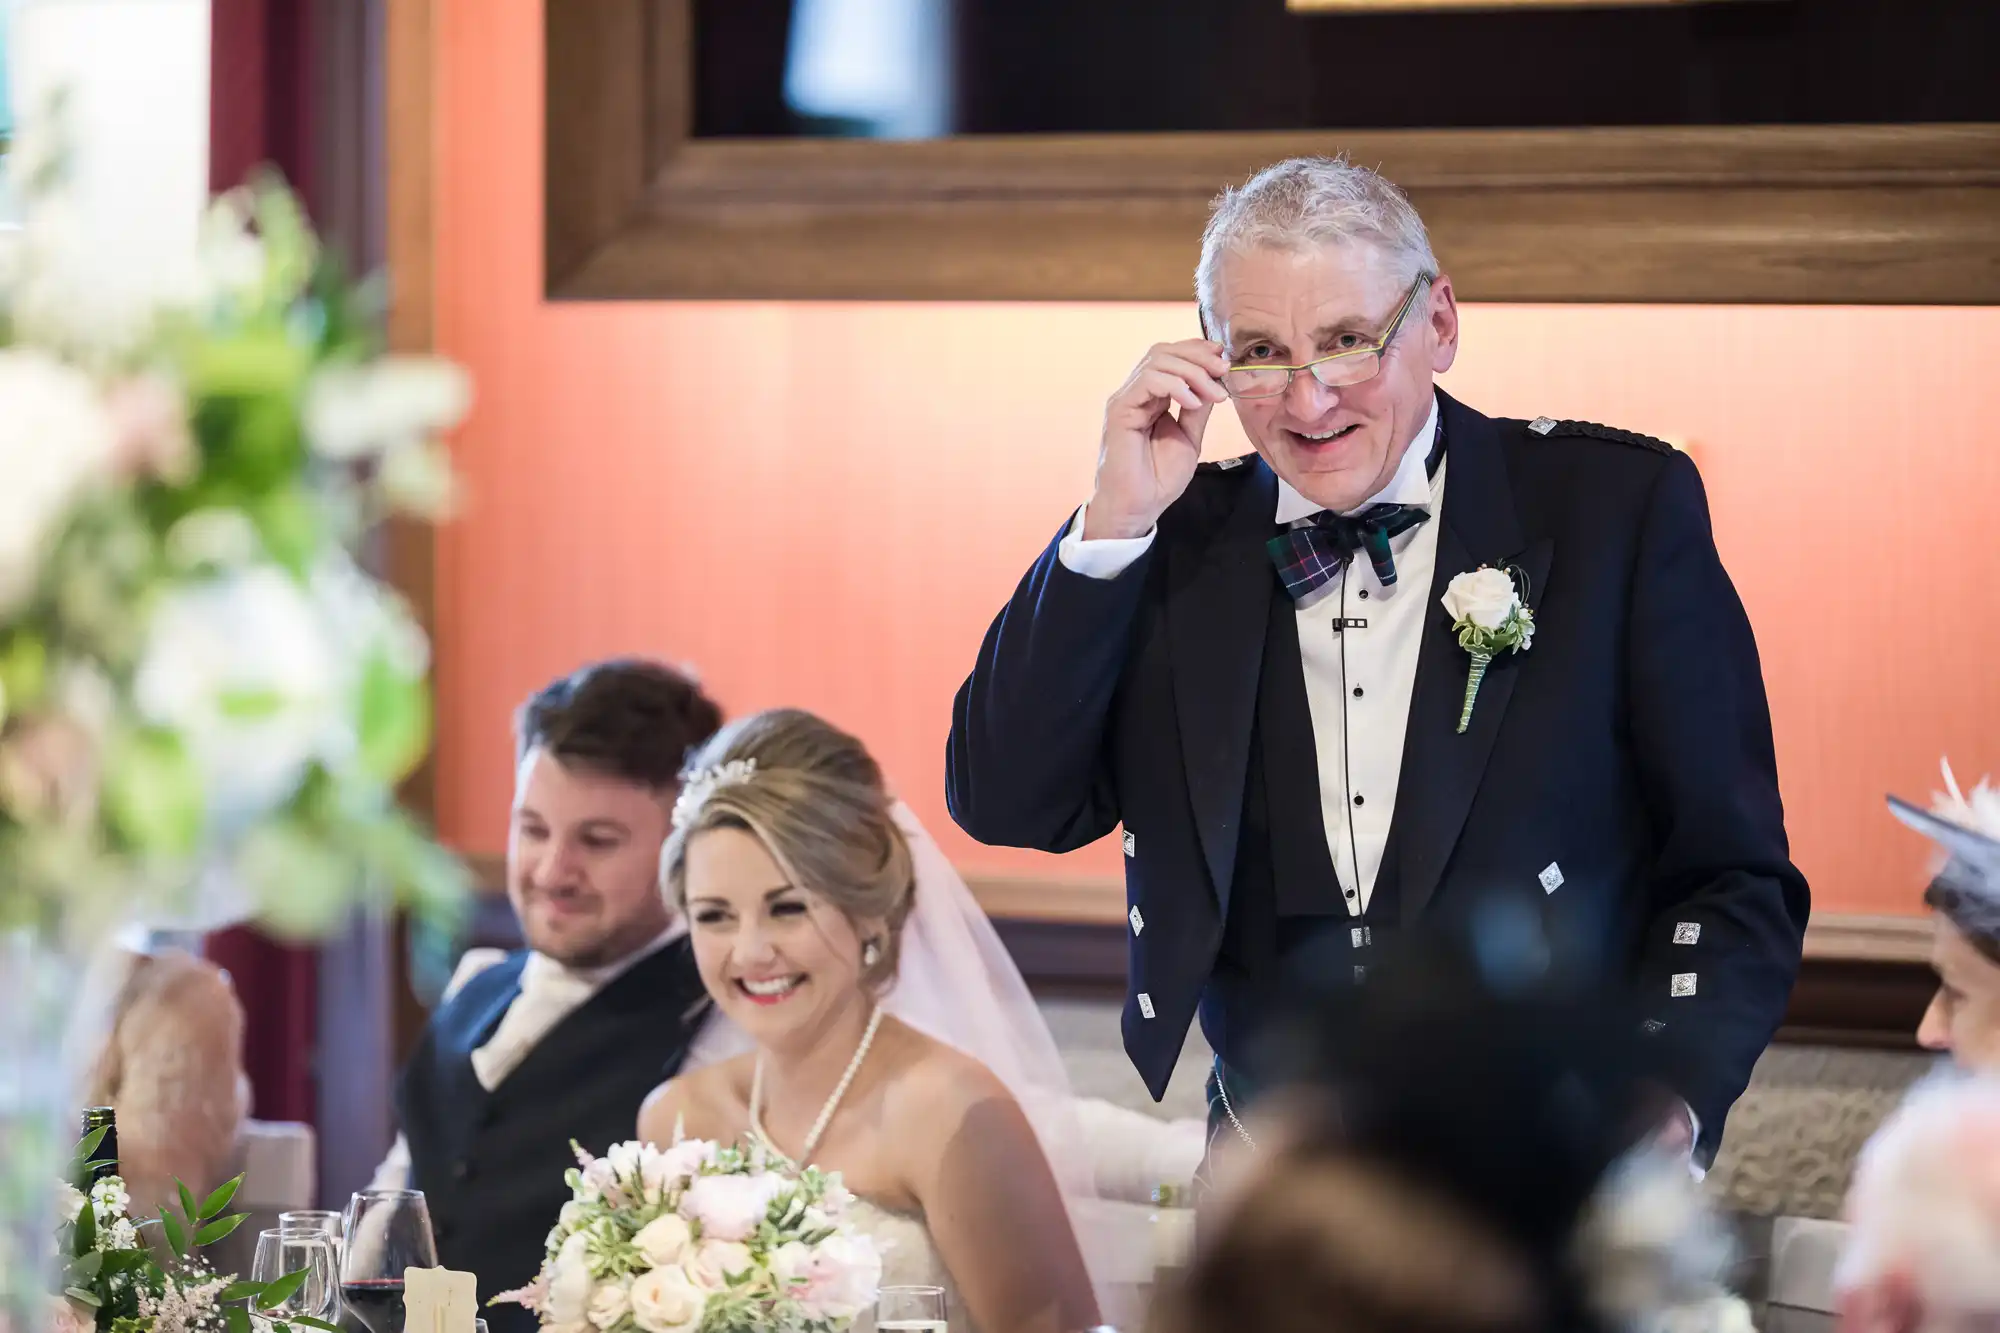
468, 953, 598, 1091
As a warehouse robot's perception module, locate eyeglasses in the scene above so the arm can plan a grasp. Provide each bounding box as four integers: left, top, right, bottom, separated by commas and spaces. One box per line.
1221, 274, 1435, 400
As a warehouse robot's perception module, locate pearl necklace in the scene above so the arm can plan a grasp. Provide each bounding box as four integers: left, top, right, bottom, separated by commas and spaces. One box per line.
748, 1005, 883, 1165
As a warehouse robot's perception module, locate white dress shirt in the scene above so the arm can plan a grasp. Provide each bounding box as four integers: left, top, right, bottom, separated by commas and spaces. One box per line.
1058, 396, 1444, 915
368, 922, 733, 1190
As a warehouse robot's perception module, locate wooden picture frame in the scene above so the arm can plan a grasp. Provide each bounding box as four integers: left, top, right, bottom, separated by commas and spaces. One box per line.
546, 1, 2000, 305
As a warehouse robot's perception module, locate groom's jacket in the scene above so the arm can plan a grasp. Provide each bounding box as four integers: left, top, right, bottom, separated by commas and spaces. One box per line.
396, 938, 708, 1333
946, 390, 1808, 1163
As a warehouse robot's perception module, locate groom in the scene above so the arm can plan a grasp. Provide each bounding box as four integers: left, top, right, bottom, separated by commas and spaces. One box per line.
946, 155, 1808, 1169
378, 659, 724, 1330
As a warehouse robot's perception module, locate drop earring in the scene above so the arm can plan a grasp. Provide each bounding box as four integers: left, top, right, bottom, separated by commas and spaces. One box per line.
861, 939, 881, 968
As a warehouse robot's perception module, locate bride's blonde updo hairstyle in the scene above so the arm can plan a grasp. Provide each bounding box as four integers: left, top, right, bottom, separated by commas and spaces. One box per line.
659, 708, 916, 991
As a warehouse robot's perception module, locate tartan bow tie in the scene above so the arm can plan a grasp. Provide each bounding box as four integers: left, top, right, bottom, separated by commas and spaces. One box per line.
1268, 504, 1430, 601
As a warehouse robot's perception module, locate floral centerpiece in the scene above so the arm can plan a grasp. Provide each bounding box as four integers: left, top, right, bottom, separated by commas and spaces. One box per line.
492, 1140, 882, 1333
0, 89, 469, 1333
41, 1127, 336, 1333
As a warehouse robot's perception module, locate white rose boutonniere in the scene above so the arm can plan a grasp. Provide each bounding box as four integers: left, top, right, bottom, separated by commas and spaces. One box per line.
1440, 566, 1535, 733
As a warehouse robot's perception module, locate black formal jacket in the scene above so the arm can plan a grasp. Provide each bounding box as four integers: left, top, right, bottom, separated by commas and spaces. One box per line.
946, 390, 1808, 1161
395, 939, 710, 1333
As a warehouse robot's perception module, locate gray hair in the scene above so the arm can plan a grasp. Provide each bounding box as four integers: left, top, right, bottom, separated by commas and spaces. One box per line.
1196, 155, 1439, 338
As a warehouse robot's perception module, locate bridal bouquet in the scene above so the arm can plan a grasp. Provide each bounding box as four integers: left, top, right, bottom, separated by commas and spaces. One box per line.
493, 1141, 882, 1333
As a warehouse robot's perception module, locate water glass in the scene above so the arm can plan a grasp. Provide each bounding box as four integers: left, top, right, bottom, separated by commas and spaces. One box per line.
280, 1210, 345, 1243
876, 1286, 947, 1333
251, 1228, 339, 1324
338, 1190, 438, 1333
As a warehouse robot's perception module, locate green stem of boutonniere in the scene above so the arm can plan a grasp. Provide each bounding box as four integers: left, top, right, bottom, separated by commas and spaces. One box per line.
1457, 652, 1492, 734
1451, 604, 1535, 734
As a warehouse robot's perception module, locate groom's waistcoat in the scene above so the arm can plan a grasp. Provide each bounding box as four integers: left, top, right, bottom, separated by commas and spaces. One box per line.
395, 939, 708, 1333
1200, 573, 1403, 1069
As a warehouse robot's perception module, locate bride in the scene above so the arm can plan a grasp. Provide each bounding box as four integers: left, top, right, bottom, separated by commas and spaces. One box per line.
637, 708, 1102, 1333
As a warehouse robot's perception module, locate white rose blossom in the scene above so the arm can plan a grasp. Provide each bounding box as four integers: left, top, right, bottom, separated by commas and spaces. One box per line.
1441, 566, 1520, 631
585, 1280, 630, 1331
544, 1233, 596, 1326
626, 1266, 706, 1333
632, 1215, 692, 1269
684, 1239, 755, 1292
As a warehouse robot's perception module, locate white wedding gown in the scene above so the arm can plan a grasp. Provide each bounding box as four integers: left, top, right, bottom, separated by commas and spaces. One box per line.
844, 1196, 973, 1333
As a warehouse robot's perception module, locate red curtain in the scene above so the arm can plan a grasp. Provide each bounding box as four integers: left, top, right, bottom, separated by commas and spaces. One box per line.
202, 0, 321, 1127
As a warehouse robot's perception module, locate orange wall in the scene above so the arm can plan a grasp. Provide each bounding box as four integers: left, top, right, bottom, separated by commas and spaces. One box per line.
432, 0, 2000, 916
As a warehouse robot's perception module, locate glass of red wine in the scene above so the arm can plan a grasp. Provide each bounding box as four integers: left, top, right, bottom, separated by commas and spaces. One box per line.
338, 1190, 437, 1333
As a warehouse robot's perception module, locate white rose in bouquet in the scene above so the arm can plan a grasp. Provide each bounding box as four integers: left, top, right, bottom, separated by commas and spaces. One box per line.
683, 1239, 754, 1292
631, 1216, 692, 1269
585, 1280, 630, 1331
545, 1232, 597, 1326
626, 1266, 706, 1333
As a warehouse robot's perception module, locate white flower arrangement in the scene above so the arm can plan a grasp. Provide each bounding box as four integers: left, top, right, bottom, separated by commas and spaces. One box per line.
492, 1139, 881, 1333
0, 99, 470, 945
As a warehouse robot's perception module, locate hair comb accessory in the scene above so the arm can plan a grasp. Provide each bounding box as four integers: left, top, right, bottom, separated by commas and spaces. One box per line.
672, 757, 758, 829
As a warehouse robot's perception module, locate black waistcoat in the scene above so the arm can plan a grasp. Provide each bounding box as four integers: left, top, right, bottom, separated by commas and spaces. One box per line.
1201, 574, 1404, 1069
394, 938, 710, 1333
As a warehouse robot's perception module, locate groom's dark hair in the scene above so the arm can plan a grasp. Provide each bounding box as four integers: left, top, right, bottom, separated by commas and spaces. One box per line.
514, 658, 723, 791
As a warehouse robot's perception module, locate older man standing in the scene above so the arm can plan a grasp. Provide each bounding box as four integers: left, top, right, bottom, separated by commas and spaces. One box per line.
947, 156, 1808, 1170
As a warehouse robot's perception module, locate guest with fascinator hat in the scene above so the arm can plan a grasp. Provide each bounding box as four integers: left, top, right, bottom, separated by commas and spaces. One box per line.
1885, 763, 2000, 1073
1833, 765, 2000, 1333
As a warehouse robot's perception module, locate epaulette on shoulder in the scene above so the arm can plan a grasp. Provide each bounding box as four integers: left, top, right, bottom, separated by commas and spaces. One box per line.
1197, 454, 1255, 473
1523, 416, 1672, 455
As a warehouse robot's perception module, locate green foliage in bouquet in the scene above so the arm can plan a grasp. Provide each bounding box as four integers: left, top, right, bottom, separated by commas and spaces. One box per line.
56, 1128, 337, 1333
0, 161, 471, 944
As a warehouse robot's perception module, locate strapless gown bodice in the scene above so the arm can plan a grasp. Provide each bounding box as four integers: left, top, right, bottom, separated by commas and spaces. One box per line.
845, 1197, 973, 1333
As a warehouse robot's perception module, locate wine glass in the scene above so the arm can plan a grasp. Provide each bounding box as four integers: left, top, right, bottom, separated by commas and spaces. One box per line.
876, 1286, 948, 1333
251, 1229, 338, 1325
338, 1190, 437, 1333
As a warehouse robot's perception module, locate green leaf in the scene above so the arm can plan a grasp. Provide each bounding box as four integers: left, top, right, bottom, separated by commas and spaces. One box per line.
161, 1208, 187, 1257
0, 632, 51, 717
67, 1252, 104, 1284
65, 1289, 103, 1309
233, 820, 357, 939
216, 689, 289, 722
199, 1177, 243, 1221
249, 487, 323, 579
195, 1214, 248, 1247
290, 1317, 343, 1332
216, 1283, 262, 1304
75, 1199, 97, 1255
226, 1301, 252, 1333
73, 1127, 109, 1164
103, 727, 206, 858
256, 1269, 310, 1310
179, 1182, 200, 1229
354, 650, 432, 785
